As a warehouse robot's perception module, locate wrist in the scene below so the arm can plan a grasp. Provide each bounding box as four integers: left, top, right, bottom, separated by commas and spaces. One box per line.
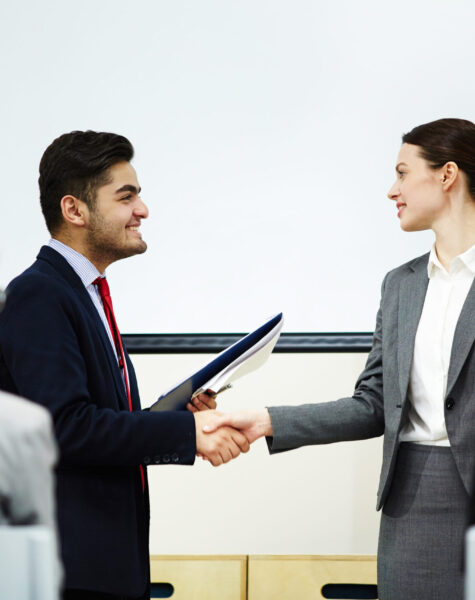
260, 408, 273, 437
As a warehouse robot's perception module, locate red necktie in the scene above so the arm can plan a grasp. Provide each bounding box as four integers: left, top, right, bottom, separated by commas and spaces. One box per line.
93, 276, 145, 492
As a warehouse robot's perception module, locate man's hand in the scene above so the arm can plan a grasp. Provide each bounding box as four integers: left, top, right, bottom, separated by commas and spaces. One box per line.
194, 410, 250, 466
187, 389, 217, 413
201, 409, 273, 444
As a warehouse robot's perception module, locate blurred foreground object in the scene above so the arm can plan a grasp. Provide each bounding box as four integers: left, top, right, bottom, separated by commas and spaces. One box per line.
0, 391, 61, 599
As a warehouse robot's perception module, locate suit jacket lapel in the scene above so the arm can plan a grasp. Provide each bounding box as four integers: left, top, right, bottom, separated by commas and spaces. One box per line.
37, 246, 130, 410
83, 296, 130, 410
446, 278, 475, 398
397, 255, 429, 401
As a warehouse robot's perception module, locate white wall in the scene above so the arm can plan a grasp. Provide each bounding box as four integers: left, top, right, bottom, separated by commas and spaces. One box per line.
132, 351, 383, 555
1, 0, 474, 333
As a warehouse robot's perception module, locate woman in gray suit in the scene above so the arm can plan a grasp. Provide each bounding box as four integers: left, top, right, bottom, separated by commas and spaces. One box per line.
201, 117, 475, 600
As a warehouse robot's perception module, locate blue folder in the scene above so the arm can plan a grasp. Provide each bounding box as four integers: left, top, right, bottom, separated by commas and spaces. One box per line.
150, 313, 283, 412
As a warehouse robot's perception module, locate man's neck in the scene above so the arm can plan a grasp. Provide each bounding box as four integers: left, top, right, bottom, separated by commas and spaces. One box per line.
52, 234, 109, 274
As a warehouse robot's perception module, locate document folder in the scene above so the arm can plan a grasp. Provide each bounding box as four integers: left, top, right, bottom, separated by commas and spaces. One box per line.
150, 313, 283, 412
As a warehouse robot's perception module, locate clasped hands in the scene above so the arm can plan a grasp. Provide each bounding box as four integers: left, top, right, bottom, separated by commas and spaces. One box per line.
188, 391, 273, 467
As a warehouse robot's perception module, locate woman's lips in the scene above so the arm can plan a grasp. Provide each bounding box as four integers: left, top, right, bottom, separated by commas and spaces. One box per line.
396, 202, 406, 218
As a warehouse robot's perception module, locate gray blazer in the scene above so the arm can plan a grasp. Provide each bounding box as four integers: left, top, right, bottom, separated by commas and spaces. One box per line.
268, 252, 475, 510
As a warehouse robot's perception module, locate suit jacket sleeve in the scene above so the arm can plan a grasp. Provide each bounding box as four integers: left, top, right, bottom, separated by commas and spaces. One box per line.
267, 275, 387, 452
0, 271, 196, 467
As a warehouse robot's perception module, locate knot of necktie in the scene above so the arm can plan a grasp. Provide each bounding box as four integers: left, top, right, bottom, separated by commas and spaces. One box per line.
93, 276, 110, 301
93, 277, 115, 315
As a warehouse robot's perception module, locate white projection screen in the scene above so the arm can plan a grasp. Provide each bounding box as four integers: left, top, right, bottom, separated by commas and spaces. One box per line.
1, 0, 474, 334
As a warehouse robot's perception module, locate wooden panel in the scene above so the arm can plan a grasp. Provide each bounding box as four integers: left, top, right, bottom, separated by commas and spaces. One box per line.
248, 555, 378, 600
149, 555, 247, 600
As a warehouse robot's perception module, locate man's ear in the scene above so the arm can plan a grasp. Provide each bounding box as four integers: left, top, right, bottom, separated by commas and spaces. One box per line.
60, 195, 89, 227
440, 161, 459, 192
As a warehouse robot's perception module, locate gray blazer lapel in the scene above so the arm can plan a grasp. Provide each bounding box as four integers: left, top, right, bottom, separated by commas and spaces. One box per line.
446, 278, 475, 397
397, 256, 429, 400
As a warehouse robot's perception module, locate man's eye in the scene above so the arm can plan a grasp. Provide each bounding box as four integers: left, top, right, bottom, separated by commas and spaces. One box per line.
121, 194, 132, 201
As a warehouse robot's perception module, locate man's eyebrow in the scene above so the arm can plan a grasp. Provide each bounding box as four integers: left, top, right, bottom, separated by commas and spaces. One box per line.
395, 162, 408, 171
115, 184, 141, 194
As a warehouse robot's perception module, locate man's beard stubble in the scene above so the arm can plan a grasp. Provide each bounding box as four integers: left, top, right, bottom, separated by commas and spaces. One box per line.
85, 210, 147, 269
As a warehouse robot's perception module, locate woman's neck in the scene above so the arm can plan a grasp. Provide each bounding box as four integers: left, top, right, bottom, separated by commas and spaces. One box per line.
433, 195, 475, 270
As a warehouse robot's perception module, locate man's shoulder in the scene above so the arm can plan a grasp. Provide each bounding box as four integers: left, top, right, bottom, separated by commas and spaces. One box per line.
7, 249, 76, 301
0, 392, 57, 520
0, 393, 57, 474
0, 391, 53, 436
1, 250, 87, 334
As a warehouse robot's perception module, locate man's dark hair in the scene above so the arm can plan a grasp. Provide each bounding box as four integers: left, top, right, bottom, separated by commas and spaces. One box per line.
39, 130, 134, 234
402, 118, 475, 198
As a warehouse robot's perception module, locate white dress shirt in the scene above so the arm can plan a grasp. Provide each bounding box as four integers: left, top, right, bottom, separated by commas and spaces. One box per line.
400, 243, 475, 446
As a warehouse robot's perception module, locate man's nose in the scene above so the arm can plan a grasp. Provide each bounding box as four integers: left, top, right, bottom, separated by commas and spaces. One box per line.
135, 198, 149, 219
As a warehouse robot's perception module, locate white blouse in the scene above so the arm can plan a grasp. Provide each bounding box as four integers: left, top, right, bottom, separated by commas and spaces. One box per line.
399, 243, 475, 446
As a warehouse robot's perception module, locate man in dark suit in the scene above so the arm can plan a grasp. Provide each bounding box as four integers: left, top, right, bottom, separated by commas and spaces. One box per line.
0, 130, 249, 600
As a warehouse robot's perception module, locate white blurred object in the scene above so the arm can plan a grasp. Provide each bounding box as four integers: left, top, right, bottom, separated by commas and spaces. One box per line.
466, 526, 475, 599
0, 526, 58, 600
0, 392, 62, 597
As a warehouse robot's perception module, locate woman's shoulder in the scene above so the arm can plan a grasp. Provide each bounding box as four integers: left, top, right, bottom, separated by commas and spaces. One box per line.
379, 252, 430, 294
386, 251, 430, 280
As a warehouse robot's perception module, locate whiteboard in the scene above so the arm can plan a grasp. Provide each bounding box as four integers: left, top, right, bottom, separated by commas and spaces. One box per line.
1, 0, 473, 333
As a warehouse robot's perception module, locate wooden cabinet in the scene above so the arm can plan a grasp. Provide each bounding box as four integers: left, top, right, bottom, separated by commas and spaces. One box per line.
149, 555, 378, 600
248, 555, 377, 600
150, 555, 247, 600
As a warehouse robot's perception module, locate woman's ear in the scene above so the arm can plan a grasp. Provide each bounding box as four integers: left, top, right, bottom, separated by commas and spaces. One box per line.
440, 161, 459, 192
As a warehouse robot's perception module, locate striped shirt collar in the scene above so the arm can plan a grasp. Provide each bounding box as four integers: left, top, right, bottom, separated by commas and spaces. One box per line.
48, 239, 105, 286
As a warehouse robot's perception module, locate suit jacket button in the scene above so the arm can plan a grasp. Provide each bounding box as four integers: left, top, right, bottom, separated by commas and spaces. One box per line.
153, 456, 161, 464
171, 453, 179, 463
143, 456, 151, 464
163, 454, 170, 463
446, 397, 455, 410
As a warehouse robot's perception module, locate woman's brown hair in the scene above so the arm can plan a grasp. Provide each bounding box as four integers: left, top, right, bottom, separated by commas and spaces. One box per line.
403, 118, 475, 197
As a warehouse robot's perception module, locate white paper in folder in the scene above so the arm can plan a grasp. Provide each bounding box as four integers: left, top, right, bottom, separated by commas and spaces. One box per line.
193, 319, 284, 397
151, 313, 283, 412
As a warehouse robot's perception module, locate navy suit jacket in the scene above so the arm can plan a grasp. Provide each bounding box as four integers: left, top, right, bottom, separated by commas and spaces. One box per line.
0, 246, 196, 597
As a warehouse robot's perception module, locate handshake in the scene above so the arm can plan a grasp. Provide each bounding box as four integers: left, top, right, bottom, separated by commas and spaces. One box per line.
189, 392, 273, 466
